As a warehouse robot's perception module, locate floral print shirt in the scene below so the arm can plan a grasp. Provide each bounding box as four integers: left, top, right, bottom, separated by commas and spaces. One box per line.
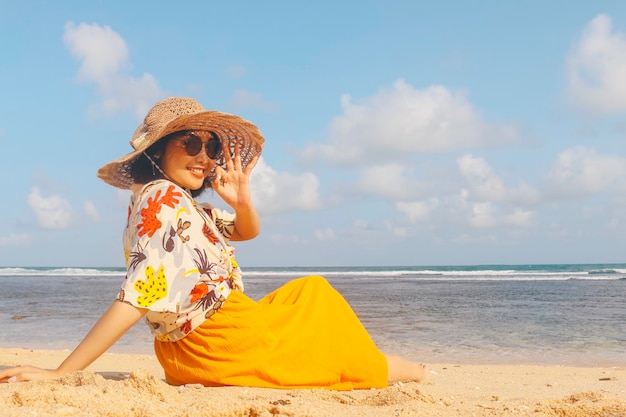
118, 180, 243, 342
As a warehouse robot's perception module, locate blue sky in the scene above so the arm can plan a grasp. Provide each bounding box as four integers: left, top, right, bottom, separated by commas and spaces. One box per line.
2, 1, 626, 267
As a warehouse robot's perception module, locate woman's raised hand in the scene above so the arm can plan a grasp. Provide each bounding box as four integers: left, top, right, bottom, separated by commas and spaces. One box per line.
211, 143, 258, 211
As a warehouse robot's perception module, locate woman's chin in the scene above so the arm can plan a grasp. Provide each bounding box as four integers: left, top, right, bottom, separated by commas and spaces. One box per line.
169, 173, 206, 191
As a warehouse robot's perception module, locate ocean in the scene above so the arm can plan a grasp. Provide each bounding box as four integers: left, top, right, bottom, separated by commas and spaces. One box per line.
1, 264, 624, 366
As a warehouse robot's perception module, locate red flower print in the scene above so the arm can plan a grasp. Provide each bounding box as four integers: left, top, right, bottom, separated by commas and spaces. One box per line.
137, 186, 182, 238
189, 282, 209, 303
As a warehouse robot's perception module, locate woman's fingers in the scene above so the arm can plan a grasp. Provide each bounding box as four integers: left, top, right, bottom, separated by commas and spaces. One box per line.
219, 143, 248, 178
222, 142, 242, 171
222, 143, 242, 171
0, 366, 52, 383
212, 166, 226, 187
244, 155, 259, 175
0, 367, 20, 382
233, 143, 242, 171
211, 142, 254, 193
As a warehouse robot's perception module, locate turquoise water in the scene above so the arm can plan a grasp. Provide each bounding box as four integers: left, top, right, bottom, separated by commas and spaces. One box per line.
1, 264, 624, 365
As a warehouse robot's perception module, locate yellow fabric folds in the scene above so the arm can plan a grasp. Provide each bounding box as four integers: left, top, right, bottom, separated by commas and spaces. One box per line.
154, 276, 388, 390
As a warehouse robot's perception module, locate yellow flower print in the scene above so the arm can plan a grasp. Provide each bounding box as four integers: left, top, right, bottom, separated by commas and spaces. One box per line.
134, 265, 168, 307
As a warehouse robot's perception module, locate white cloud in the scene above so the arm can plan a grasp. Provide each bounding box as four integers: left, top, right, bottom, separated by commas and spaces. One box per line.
567, 14, 626, 114
229, 89, 279, 112
454, 183, 536, 229
299, 79, 519, 165
545, 146, 626, 197
395, 199, 439, 223
357, 163, 417, 199
27, 187, 73, 229
63, 22, 164, 119
250, 158, 322, 214
457, 154, 538, 203
353, 219, 369, 229
0, 233, 31, 247
314, 228, 337, 241
384, 221, 410, 237
469, 202, 497, 228
504, 208, 536, 227
63, 22, 128, 81
83, 201, 101, 221
451, 233, 497, 245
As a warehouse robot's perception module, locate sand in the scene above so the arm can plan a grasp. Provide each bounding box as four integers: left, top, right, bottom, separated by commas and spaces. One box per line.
1, 348, 625, 417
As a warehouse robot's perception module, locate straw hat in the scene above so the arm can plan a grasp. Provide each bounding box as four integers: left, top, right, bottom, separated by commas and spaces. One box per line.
97, 97, 264, 189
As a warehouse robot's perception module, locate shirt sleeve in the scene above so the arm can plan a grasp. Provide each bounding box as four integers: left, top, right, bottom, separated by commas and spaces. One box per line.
197, 203, 236, 243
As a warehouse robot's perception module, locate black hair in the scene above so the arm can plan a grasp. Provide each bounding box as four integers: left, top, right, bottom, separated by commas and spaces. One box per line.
129, 138, 168, 185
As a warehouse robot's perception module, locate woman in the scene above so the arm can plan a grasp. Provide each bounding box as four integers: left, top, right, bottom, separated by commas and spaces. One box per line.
0, 97, 426, 389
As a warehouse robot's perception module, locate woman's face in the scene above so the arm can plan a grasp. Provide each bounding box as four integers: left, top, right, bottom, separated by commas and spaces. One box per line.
161, 131, 221, 190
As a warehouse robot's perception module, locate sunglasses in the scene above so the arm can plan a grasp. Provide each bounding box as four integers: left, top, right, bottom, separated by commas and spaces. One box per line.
175, 131, 222, 160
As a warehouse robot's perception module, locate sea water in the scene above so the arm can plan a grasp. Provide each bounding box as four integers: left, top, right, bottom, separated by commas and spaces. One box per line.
0, 264, 624, 366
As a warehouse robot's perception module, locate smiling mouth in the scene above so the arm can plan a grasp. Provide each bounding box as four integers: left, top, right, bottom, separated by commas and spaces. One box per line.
189, 167, 206, 175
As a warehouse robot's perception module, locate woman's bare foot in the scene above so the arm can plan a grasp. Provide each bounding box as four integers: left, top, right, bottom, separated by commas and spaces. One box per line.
384, 354, 428, 383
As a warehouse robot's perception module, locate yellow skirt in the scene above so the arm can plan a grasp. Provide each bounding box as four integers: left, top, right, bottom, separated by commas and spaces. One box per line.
154, 276, 388, 390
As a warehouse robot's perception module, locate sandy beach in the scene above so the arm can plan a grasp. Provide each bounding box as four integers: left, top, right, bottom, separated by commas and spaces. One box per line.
1, 348, 624, 417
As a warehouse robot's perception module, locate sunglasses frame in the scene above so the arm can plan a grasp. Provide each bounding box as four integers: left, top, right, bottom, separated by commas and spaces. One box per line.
174, 131, 222, 160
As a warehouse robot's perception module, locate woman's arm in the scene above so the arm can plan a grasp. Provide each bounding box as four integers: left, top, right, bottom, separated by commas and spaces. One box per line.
230, 204, 260, 241
0, 301, 146, 382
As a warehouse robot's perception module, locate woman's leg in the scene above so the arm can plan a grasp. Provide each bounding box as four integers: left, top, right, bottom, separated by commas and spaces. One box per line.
384, 354, 427, 383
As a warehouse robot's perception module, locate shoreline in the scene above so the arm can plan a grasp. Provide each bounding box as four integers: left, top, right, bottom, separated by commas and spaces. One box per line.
2, 348, 625, 417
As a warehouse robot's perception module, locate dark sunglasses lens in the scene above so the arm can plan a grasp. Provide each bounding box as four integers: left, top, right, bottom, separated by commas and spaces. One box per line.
184, 136, 203, 156
205, 139, 222, 159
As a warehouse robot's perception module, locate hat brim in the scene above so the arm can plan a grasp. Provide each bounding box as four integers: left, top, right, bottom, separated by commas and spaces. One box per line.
97, 111, 264, 190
